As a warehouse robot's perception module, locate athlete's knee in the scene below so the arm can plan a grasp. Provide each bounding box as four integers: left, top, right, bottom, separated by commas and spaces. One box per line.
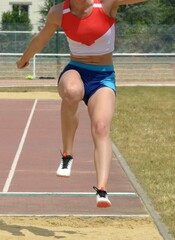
61, 84, 83, 103
91, 119, 110, 138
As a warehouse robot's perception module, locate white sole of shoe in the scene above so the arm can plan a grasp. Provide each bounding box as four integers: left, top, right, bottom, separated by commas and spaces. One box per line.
56, 159, 73, 177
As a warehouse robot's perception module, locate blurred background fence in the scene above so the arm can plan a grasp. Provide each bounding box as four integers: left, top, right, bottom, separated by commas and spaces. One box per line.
1, 24, 175, 54
0, 25, 175, 83
0, 53, 175, 84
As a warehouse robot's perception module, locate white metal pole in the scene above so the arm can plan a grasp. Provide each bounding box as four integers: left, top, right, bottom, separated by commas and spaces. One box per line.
33, 55, 36, 79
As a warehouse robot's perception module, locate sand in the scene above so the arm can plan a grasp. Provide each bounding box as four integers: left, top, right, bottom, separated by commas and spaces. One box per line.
0, 92, 59, 99
0, 217, 163, 240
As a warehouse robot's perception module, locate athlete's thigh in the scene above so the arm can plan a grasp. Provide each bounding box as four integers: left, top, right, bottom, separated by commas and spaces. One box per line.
88, 87, 116, 125
58, 69, 85, 100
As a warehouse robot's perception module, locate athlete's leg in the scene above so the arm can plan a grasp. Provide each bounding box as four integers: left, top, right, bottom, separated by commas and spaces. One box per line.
88, 87, 116, 190
58, 70, 85, 156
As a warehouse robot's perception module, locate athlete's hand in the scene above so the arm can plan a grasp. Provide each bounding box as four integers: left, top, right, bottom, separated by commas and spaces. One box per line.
16, 58, 29, 69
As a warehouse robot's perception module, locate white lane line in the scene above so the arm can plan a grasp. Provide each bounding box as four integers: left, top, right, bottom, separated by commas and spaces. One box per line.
0, 214, 150, 217
117, 83, 175, 87
3, 99, 38, 193
0, 191, 138, 197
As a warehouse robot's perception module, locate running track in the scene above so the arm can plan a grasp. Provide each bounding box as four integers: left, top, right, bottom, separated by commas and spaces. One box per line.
0, 99, 148, 216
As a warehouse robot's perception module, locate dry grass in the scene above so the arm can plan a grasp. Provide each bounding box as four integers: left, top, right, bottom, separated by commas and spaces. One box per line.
111, 86, 175, 238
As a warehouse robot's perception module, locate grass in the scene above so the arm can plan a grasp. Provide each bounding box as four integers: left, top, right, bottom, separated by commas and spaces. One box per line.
111, 86, 175, 238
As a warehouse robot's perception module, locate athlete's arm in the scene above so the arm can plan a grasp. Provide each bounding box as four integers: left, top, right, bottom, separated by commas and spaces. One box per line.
102, 0, 147, 18
115, 0, 147, 5
17, 5, 62, 69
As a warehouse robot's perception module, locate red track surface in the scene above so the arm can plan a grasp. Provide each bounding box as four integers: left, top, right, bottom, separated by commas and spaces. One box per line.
0, 99, 147, 216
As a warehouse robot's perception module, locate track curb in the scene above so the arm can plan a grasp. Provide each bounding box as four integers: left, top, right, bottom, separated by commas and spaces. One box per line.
112, 142, 173, 240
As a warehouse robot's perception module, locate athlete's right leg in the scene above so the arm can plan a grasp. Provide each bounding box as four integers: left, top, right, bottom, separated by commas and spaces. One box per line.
56, 69, 84, 176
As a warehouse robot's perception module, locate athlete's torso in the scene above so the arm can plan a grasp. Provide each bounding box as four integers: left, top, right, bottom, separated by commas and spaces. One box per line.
61, 0, 116, 57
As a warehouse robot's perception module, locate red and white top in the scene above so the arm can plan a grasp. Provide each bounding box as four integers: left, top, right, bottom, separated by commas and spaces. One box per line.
61, 0, 116, 56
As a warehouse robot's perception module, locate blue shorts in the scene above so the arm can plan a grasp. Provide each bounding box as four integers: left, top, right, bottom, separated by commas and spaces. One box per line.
58, 60, 116, 105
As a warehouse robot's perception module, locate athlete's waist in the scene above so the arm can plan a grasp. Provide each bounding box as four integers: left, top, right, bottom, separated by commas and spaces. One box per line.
69, 60, 114, 72
70, 52, 113, 65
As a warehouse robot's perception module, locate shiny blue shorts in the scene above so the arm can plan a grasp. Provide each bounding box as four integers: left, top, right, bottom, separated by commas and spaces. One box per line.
58, 60, 116, 105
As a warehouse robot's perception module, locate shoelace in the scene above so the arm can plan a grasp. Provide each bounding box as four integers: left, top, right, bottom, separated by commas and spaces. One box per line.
62, 155, 72, 169
93, 186, 107, 198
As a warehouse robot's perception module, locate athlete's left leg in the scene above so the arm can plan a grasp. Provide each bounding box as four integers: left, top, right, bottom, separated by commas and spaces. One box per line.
87, 87, 116, 190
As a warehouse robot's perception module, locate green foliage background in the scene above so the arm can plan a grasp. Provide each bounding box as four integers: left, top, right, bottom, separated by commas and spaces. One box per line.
115, 0, 175, 52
